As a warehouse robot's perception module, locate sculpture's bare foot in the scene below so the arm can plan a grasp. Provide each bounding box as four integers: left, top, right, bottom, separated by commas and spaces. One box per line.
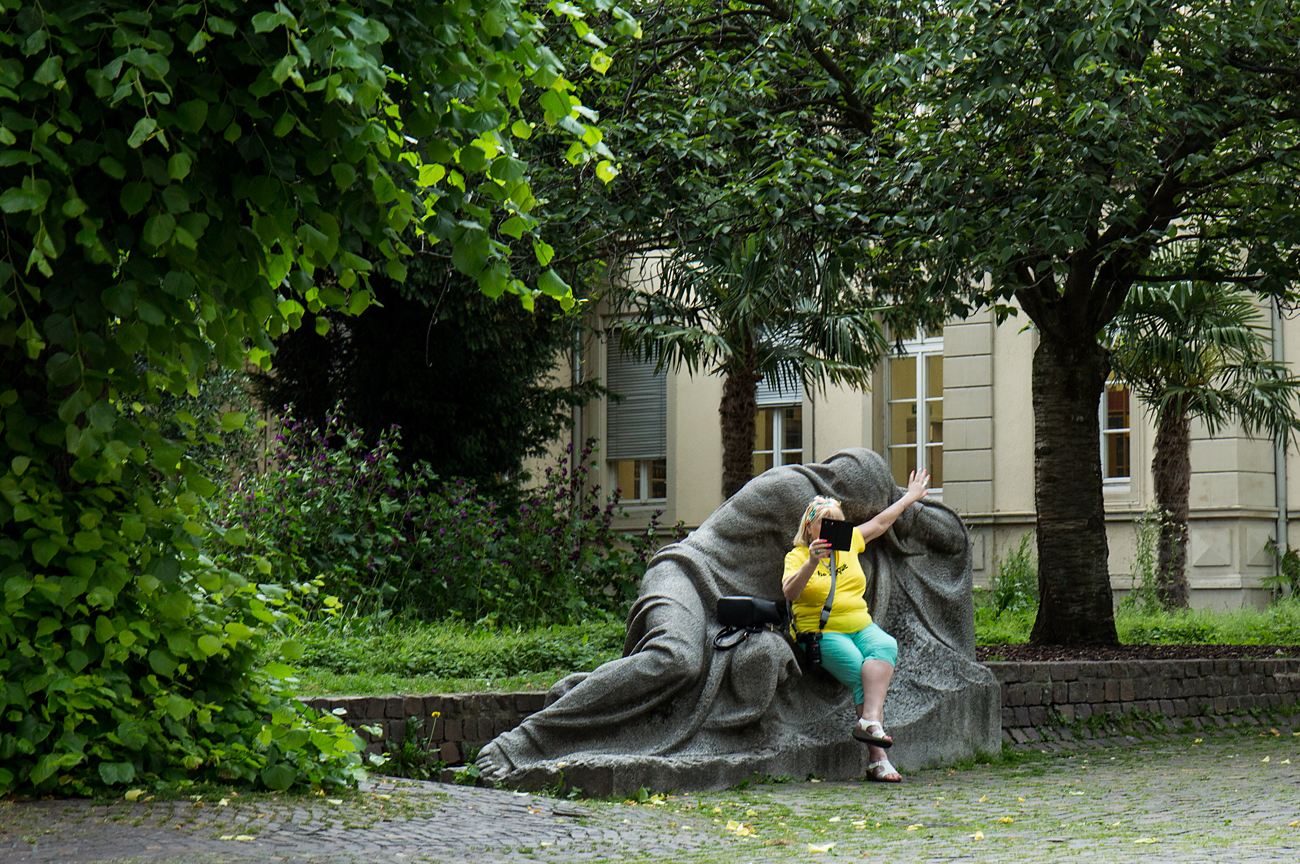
475, 740, 514, 783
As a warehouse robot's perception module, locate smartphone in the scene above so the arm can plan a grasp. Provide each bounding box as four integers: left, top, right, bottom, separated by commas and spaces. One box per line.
818, 517, 854, 552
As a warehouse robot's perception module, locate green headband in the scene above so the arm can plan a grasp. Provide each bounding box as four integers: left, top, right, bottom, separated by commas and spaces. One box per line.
803, 498, 841, 523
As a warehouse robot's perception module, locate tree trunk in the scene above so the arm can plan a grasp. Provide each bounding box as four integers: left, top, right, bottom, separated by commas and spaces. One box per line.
719, 357, 762, 500
1028, 336, 1120, 645
1152, 408, 1191, 609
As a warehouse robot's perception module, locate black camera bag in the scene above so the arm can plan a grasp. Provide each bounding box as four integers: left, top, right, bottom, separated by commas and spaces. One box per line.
713, 549, 838, 658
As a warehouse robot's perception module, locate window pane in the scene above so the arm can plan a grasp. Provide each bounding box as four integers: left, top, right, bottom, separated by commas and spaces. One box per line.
927, 354, 944, 399
890, 446, 916, 487
1103, 383, 1131, 481
1105, 433, 1130, 479
891, 400, 918, 448
926, 399, 943, 445
616, 457, 642, 498
753, 451, 775, 475
754, 408, 775, 452
926, 444, 944, 488
782, 406, 802, 452
1107, 385, 1130, 431
891, 356, 917, 400
890, 357, 917, 453
649, 459, 667, 499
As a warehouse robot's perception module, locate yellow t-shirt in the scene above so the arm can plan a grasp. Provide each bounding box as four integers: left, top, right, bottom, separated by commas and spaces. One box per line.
785, 528, 872, 634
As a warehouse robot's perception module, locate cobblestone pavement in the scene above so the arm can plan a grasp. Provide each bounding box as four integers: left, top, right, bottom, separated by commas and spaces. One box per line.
2, 719, 1299, 863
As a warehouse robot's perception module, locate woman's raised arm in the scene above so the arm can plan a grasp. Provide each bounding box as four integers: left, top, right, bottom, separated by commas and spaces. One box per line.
855, 469, 929, 544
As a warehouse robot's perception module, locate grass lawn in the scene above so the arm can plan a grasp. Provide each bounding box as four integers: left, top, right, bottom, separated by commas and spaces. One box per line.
290, 668, 568, 697
282, 617, 625, 697
975, 596, 1300, 646
284, 598, 1300, 697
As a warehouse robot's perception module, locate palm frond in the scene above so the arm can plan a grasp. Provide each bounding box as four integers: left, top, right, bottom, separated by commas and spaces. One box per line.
622, 231, 889, 390
1111, 276, 1300, 445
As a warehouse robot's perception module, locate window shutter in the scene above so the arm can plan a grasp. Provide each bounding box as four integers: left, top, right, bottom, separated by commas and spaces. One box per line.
606, 337, 667, 460
756, 374, 803, 407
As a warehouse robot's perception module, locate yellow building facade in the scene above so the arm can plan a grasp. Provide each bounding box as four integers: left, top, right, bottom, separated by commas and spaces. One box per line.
533, 300, 1296, 610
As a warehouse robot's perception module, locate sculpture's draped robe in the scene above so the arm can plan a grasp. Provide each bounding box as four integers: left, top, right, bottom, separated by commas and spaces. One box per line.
477, 449, 1000, 793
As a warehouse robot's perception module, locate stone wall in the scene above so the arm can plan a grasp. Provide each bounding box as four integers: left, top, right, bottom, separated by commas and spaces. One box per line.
986, 658, 1300, 732
300, 658, 1300, 774
302, 692, 548, 766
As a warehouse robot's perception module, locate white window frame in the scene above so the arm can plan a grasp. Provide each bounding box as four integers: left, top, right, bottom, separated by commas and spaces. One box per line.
886, 333, 943, 493
753, 403, 804, 472
1099, 379, 1132, 486
610, 459, 666, 503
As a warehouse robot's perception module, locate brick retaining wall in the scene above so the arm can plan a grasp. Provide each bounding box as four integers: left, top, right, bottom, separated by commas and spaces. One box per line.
300, 658, 1300, 769
986, 657, 1300, 731
302, 692, 547, 766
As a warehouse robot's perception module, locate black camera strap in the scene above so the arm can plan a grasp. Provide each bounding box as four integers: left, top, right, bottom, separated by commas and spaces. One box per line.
818, 550, 837, 631
712, 627, 751, 650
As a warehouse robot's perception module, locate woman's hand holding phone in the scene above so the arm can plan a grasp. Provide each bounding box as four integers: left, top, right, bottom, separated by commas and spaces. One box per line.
810, 538, 833, 560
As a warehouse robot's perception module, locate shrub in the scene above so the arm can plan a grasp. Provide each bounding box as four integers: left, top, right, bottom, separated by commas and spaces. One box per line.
212, 413, 676, 626
1264, 540, 1300, 600
989, 532, 1038, 614
498, 437, 677, 625
0, 437, 368, 797
213, 410, 441, 613
1120, 507, 1168, 613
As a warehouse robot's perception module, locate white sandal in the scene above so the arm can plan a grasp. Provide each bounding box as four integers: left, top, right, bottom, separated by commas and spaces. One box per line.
852, 719, 893, 748
866, 758, 902, 783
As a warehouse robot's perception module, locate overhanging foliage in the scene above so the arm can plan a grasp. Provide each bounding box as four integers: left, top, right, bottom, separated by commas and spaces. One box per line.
0, 0, 632, 795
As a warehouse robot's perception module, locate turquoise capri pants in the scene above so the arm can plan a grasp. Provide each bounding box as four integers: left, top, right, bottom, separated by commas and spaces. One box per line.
819, 623, 898, 706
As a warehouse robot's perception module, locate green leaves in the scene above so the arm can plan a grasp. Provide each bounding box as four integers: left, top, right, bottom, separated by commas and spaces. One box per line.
120, 183, 152, 216
148, 649, 177, 677
0, 178, 50, 214
175, 99, 208, 133
0, 0, 634, 800
142, 214, 175, 247
31, 537, 60, 567
98, 761, 136, 786
167, 153, 192, 181
196, 634, 224, 657
262, 662, 295, 679
260, 762, 296, 791
126, 117, 157, 149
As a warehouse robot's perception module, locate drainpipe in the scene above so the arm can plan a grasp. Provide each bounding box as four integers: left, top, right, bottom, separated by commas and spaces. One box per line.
810, 392, 816, 463
1274, 298, 1288, 564
571, 333, 583, 460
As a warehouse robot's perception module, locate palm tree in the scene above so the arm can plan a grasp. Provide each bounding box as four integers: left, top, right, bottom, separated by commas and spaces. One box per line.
619, 234, 889, 500
1109, 281, 1300, 609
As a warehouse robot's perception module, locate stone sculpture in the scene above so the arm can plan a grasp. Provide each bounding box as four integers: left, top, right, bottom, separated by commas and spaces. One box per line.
476, 448, 1001, 795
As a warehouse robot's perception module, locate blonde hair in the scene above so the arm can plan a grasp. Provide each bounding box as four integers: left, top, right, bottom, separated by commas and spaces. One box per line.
793, 496, 845, 547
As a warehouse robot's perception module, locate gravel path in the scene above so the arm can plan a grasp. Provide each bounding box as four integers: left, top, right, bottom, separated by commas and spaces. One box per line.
2, 720, 1298, 863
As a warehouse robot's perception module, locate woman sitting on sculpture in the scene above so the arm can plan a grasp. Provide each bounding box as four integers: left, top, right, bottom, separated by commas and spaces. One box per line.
782, 469, 931, 783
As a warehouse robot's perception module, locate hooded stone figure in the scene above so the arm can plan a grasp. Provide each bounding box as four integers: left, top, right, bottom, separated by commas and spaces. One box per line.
476, 448, 1000, 795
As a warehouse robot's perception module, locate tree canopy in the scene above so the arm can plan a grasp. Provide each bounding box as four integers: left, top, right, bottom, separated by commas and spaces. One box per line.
252, 257, 602, 499
906, 0, 1300, 642
572, 0, 1300, 643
